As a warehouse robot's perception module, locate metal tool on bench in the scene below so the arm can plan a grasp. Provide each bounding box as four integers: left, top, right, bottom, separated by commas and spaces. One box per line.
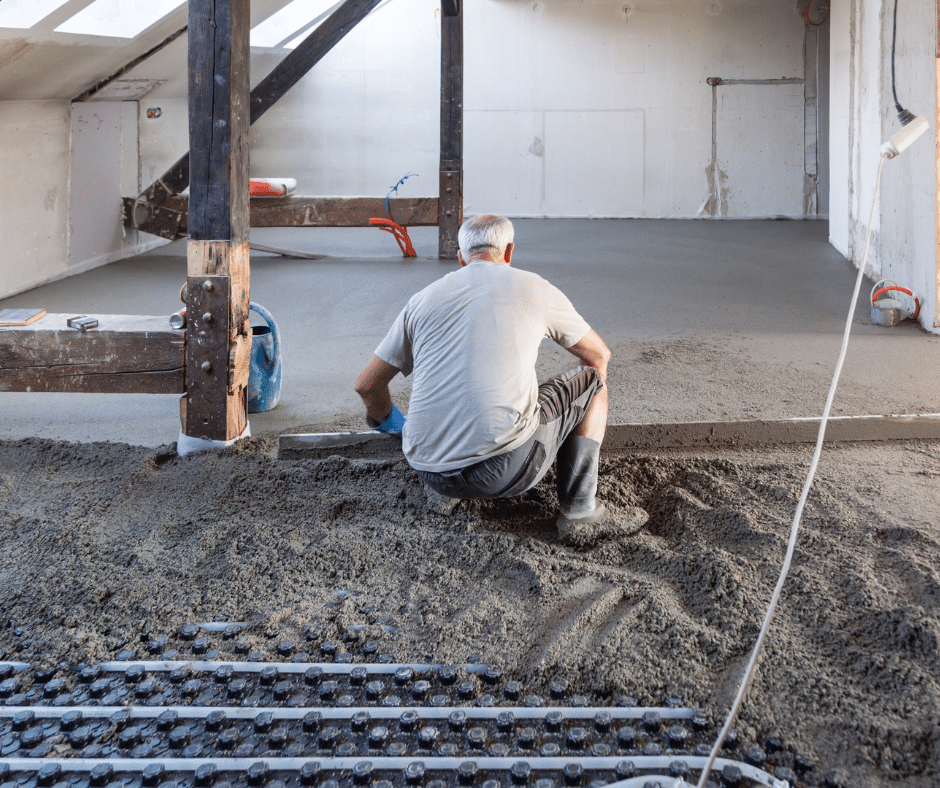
170, 284, 189, 329
66, 315, 98, 331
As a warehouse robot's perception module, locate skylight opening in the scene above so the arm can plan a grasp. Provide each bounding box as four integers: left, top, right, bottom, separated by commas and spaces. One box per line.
0, 0, 73, 30
54, 0, 186, 39
250, 0, 337, 49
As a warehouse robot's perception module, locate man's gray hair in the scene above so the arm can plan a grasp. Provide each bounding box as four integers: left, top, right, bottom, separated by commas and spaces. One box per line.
457, 214, 514, 258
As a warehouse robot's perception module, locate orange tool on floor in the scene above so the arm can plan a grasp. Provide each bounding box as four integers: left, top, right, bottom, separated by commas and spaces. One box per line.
369, 217, 417, 257
370, 172, 419, 257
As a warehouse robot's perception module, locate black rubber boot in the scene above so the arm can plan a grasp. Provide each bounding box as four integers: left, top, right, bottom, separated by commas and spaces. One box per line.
425, 486, 460, 515
556, 436, 601, 516
555, 435, 649, 547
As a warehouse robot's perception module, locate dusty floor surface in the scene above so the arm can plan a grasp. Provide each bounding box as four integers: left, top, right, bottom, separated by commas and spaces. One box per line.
0, 430, 937, 788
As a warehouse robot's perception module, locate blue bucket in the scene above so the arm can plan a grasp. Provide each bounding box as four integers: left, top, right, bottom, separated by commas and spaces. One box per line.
247, 302, 282, 413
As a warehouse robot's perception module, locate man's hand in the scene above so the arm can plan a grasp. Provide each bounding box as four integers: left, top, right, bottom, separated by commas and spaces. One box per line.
355, 355, 404, 432
367, 403, 407, 435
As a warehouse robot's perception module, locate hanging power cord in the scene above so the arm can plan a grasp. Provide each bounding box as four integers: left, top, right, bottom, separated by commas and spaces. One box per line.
694, 153, 889, 788
692, 2, 932, 781
890, 0, 916, 125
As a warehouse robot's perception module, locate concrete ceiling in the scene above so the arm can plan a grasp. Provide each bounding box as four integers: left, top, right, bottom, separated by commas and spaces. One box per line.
0, 0, 293, 101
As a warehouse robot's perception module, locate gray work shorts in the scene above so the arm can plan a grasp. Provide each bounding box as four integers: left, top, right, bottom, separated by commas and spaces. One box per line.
414, 366, 603, 500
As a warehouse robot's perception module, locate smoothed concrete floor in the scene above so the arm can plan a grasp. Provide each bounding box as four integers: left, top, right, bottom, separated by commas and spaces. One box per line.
0, 219, 937, 447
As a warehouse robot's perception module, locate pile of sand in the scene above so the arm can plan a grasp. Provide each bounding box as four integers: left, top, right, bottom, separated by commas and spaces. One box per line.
0, 435, 937, 787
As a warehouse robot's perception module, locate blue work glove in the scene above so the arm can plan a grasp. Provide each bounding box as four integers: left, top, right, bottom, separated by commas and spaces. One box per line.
368, 404, 406, 435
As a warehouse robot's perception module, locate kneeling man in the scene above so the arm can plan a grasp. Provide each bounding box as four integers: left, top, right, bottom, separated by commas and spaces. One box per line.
355, 214, 647, 545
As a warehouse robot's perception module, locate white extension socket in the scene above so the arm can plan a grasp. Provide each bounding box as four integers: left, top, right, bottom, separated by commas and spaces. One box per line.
880, 115, 929, 158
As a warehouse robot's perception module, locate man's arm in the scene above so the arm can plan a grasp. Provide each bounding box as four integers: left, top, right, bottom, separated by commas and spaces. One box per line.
565, 329, 611, 381
355, 355, 402, 424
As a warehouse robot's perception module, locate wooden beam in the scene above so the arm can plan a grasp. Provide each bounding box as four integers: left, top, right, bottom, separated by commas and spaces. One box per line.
439, 6, 463, 259
157, 196, 439, 235
250, 196, 439, 228
0, 315, 184, 394
132, 0, 383, 211
122, 198, 185, 240
72, 26, 187, 103
184, 0, 251, 443
125, 196, 441, 240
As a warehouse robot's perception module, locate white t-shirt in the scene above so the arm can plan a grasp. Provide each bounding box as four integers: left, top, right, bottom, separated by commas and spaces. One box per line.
375, 261, 590, 472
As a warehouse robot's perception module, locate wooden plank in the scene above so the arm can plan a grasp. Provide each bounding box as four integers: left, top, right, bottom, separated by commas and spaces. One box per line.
250, 196, 440, 228
133, 196, 440, 239
439, 8, 463, 259
164, 196, 439, 231
188, 0, 250, 243
130, 0, 382, 214
249, 243, 323, 260
0, 315, 185, 394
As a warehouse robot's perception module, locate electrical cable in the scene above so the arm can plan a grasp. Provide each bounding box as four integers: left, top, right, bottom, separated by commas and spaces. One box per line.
871, 284, 921, 320
694, 154, 889, 788
890, 0, 915, 125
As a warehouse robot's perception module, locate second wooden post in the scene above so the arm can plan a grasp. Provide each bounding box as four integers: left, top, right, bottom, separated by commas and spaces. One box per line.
439, 0, 463, 259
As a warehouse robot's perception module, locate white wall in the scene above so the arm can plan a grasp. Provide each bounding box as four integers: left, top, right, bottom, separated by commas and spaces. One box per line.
464, 0, 808, 218
69, 101, 141, 268
248, 0, 440, 200
830, 0, 937, 332
226, 0, 819, 220
0, 101, 70, 298
0, 99, 169, 300
138, 97, 189, 194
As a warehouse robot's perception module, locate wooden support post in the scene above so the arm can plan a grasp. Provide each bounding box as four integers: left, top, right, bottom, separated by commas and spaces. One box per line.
935, 0, 940, 328
184, 0, 251, 443
439, 3, 463, 259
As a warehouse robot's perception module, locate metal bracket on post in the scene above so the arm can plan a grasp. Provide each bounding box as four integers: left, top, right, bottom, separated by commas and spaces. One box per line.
185, 275, 232, 440
439, 164, 462, 259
